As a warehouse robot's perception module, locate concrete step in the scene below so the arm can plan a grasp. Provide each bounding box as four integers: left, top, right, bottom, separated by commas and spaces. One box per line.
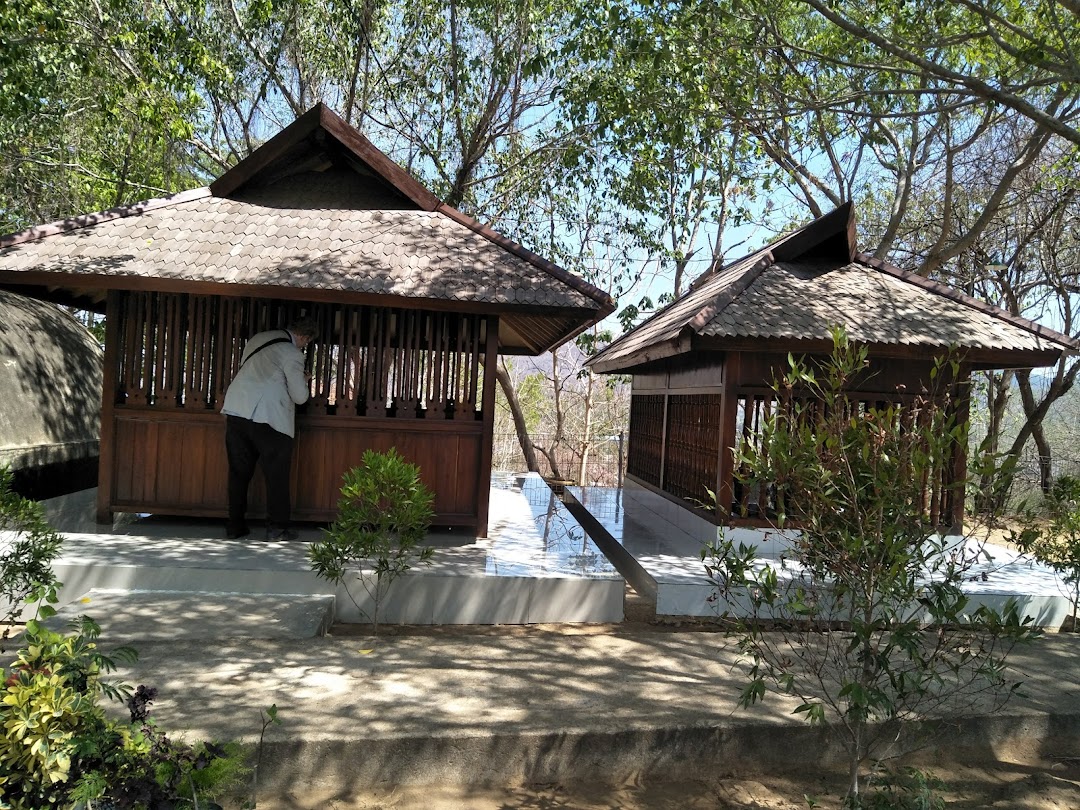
42, 588, 335, 643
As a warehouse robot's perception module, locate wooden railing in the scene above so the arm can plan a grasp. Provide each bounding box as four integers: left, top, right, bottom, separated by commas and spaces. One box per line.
731, 386, 959, 527
113, 291, 488, 419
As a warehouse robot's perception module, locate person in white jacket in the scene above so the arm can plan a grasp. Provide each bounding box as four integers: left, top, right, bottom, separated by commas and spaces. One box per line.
221, 316, 317, 541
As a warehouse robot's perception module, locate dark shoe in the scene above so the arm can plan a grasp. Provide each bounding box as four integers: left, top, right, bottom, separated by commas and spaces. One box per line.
226, 525, 250, 540
266, 528, 299, 542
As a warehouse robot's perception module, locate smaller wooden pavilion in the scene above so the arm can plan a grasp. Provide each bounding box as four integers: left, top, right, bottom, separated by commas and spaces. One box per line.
587, 203, 1078, 533
0, 104, 613, 535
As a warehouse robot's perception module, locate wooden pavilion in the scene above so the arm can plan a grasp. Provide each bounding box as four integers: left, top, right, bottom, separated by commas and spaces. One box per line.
586, 203, 1078, 534
0, 104, 613, 536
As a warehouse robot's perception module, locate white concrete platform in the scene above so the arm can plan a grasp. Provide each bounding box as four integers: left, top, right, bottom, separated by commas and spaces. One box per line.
8, 474, 623, 628
569, 480, 1072, 629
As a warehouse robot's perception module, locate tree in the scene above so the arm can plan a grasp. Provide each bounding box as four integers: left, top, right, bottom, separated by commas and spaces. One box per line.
708, 330, 1037, 804
791, 0, 1080, 146
0, 0, 226, 232
1013, 475, 1080, 629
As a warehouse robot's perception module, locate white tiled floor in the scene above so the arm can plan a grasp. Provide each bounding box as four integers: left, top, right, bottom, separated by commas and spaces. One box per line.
570, 481, 1072, 628
9, 475, 624, 625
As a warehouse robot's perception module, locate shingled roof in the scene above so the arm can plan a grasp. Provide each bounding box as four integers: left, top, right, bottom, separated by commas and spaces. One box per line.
588, 203, 1079, 373
0, 104, 613, 355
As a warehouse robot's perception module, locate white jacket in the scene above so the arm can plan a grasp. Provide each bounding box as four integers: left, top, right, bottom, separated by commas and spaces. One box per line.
221, 330, 309, 437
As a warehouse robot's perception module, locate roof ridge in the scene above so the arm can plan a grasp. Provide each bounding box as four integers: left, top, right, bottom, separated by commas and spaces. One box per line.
687, 252, 775, 333
688, 201, 854, 290
0, 188, 211, 249
589, 251, 774, 366
434, 203, 614, 313
855, 251, 1080, 352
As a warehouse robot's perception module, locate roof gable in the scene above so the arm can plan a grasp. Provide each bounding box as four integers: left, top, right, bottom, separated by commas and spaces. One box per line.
210, 103, 438, 210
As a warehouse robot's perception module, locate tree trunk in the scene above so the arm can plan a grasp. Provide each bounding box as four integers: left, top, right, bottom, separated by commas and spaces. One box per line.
495, 362, 539, 472
577, 369, 596, 485
995, 362, 1079, 505
974, 370, 1013, 515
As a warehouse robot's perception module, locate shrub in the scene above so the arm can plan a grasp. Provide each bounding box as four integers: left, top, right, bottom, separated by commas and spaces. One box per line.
708, 328, 1037, 806
309, 448, 435, 632
1012, 475, 1080, 630
0, 473, 247, 808
0, 617, 245, 809
0, 466, 63, 634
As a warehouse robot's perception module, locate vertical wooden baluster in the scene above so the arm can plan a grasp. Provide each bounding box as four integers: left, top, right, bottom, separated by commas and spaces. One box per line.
365, 308, 384, 417
313, 305, 324, 410
137, 293, 153, 406
391, 310, 402, 417
160, 294, 176, 407
454, 314, 470, 420
400, 310, 417, 418
318, 306, 332, 412
429, 313, 444, 419
202, 296, 213, 408
445, 314, 457, 417
126, 292, 147, 406
137, 292, 150, 404
120, 293, 137, 404
336, 306, 354, 416
210, 297, 225, 406
215, 299, 228, 405
371, 308, 384, 417
398, 310, 410, 417
193, 297, 207, 408
420, 312, 433, 417
189, 296, 203, 409
356, 308, 369, 415
230, 299, 242, 376
182, 295, 197, 408
468, 315, 481, 420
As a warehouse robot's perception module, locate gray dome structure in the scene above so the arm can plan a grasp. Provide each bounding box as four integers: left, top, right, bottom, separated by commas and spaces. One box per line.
0, 289, 102, 497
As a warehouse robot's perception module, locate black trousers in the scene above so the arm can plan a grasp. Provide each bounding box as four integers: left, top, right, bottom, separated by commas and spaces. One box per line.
225, 416, 293, 531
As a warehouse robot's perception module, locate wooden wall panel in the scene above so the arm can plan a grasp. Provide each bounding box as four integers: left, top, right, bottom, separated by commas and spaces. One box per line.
110, 410, 483, 528
627, 395, 665, 487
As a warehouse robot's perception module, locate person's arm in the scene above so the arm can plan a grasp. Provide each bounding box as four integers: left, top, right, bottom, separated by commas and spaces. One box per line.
282, 348, 310, 405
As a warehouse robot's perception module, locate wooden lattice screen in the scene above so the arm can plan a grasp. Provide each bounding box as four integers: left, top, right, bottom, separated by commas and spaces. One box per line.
663, 394, 721, 503
626, 395, 664, 486
112, 292, 487, 419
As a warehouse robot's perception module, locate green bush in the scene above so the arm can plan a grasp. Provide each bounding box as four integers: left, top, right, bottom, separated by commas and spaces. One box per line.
0, 467, 63, 632
1013, 475, 1080, 630
709, 329, 1037, 805
0, 469, 248, 809
0, 617, 246, 809
1051, 474, 1080, 507
309, 448, 434, 632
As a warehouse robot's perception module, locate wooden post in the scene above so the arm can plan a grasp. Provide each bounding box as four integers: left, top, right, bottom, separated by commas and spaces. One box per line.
96, 291, 121, 524
656, 393, 667, 491
716, 352, 741, 521
475, 316, 498, 538
950, 363, 972, 535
